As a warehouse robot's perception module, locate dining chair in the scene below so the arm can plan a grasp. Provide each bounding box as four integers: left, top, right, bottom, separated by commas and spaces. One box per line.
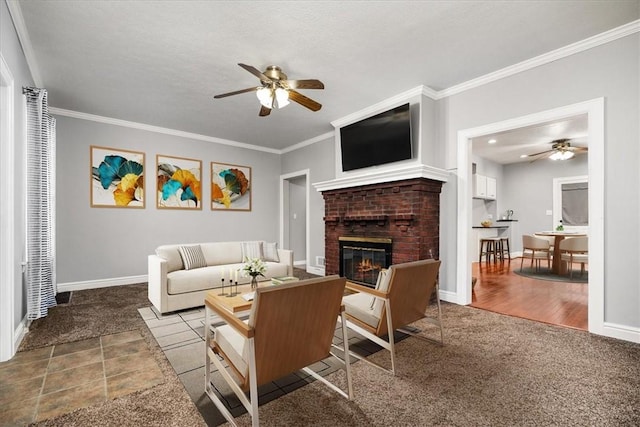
341, 259, 443, 375
521, 235, 552, 271
559, 236, 588, 278
204, 275, 353, 427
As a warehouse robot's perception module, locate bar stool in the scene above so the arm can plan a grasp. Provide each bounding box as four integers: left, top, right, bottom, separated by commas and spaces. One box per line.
499, 237, 511, 260
479, 238, 502, 263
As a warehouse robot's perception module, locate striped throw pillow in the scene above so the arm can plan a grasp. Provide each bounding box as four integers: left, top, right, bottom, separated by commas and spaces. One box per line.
178, 245, 207, 270
241, 241, 264, 261
263, 242, 280, 262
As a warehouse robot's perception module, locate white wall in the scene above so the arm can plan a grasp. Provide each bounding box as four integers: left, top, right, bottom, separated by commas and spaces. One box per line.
439, 34, 639, 328
502, 155, 588, 251
281, 136, 335, 271
1, 0, 34, 339
55, 115, 282, 284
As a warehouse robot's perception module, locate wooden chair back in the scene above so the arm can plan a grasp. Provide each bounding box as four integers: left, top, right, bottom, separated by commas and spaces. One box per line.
247, 275, 346, 388
375, 259, 441, 337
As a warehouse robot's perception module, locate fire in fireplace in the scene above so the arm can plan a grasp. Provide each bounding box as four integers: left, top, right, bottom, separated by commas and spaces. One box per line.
339, 237, 392, 288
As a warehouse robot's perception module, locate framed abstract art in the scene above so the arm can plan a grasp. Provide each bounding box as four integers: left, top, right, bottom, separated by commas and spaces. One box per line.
90, 146, 145, 208
156, 155, 202, 210
210, 162, 252, 211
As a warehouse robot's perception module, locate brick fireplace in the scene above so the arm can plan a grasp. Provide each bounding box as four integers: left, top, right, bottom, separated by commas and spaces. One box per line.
321, 177, 443, 277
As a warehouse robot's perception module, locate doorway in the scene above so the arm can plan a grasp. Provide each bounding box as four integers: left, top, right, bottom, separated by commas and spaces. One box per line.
280, 170, 310, 270
456, 98, 605, 336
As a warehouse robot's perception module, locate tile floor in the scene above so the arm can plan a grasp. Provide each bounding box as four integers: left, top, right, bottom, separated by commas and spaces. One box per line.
138, 305, 381, 427
0, 330, 164, 426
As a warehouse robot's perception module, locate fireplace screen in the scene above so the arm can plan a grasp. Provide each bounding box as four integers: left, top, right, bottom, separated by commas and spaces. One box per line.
339, 237, 392, 288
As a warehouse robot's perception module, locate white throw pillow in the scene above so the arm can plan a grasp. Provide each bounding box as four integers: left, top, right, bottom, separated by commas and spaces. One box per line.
241, 241, 264, 261
370, 268, 389, 310
263, 242, 280, 262
178, 245, 207, 270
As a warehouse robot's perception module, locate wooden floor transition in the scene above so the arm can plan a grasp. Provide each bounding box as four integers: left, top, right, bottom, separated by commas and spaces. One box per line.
471, 258, 588, 331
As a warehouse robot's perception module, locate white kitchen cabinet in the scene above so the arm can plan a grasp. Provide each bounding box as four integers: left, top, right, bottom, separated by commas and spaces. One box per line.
486, 176, 496, 200
473, 174, 496, 200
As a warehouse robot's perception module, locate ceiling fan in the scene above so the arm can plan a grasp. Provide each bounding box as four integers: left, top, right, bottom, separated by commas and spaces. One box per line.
525, 138, 588, 162
214, 63, 324, 117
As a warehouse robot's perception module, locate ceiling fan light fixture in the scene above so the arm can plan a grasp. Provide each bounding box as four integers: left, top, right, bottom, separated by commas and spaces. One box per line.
549, 150, 574, 161
256, 87, 273, 109
275, 88, 290, 108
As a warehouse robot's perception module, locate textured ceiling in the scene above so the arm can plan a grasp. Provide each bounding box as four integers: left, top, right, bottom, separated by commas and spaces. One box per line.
15, 1, 640, 152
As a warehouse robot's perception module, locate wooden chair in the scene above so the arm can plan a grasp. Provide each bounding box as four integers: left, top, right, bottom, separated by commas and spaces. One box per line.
521, 235, 552, 271
560, 236, 588, 278
204, 275, 353, 427
341, 259, 443, 375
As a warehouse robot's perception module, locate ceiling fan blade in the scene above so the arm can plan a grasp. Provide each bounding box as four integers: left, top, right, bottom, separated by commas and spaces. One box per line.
281, 79, 324, 90
527, 149, 554, 157
213, 87, 258, 99
259, 105, 271, 117
288, 90, 322, 112
238, 63, 272, 83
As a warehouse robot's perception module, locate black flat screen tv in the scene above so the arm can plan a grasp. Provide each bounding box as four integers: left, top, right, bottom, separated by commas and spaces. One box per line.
340, 103, 412, 172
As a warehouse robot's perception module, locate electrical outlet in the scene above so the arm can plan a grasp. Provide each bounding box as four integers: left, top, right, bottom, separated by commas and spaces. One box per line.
487, 214, 493, 219
546, 210, 552, 216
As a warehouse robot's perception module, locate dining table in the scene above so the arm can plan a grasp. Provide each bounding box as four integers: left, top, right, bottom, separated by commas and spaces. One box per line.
534, 231, 587, 274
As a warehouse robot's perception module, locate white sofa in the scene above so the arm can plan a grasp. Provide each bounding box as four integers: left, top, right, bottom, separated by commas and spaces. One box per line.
148, 241, 293, 314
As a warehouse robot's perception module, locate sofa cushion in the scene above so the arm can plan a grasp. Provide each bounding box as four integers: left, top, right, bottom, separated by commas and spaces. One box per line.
156, 245, 184, 273
263, 242, 280, 262
201, 242, 243, 266
178, 245, 207, 270
241, 241, 264, 261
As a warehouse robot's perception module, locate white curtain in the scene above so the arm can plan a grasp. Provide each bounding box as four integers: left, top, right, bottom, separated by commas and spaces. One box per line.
24, 86, 56, 320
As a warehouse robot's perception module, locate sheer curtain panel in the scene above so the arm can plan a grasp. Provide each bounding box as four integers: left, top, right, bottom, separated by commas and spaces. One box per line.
24, 87, 56, 320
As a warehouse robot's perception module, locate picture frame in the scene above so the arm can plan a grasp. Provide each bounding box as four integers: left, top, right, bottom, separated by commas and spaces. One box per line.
156, 154, 203, 210
90, 146, 145, 208
210, 162, 252, 211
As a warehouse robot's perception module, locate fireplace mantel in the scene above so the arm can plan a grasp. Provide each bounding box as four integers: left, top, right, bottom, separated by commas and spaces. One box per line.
313, 164, 448, 193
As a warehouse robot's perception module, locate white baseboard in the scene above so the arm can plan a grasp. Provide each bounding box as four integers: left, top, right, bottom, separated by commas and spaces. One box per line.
602, 322, 640, 344
57, 275, 148, 293
13, 315, 28, 354
306, 266, 325, 276
293, 260, 306, 267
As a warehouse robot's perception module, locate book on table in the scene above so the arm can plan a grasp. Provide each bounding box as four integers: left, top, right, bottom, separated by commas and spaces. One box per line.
271, 276, 299, 285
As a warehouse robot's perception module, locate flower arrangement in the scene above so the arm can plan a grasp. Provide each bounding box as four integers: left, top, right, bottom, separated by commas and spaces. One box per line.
242, 257, 266, 278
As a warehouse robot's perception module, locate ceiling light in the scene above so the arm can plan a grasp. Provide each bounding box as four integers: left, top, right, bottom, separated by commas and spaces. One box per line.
275, 88, 290, 108
549, 150, 575, 161
520, 154, 529, 158
256, 87, 273, 109
488, 139, 497, 144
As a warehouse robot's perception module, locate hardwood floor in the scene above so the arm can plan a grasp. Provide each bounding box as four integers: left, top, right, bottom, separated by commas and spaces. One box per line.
470, 258, 588, 331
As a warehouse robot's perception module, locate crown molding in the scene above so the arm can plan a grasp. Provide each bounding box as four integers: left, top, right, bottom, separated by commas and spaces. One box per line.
49, 107, 281, 154
6, 1, 42, 87
439, 19, 640, 99
331, 85, 428, 129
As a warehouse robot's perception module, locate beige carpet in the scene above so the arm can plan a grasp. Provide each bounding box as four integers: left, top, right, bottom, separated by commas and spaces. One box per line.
16, 277, 640, 426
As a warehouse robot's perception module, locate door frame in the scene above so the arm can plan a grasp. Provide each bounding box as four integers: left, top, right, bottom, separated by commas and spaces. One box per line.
0, 54, 16, 362
456, 98, 605, 336
279, 169, 310, 270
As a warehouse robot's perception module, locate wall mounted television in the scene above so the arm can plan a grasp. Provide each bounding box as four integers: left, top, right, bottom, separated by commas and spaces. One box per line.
339, 103, 412, 172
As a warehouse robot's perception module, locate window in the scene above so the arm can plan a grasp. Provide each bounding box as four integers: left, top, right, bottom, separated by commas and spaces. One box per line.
553, 176, 588, 232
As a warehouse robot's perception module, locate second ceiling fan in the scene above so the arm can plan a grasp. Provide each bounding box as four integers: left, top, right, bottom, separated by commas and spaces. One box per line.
214, 63, 324, 117
525, 138, 588, 162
